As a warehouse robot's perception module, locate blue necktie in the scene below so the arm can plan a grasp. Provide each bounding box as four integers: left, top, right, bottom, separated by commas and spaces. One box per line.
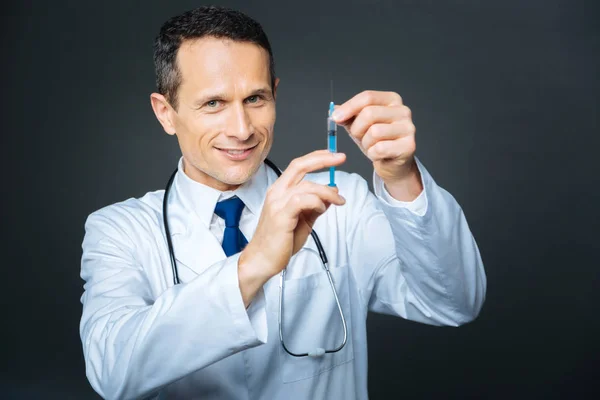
214, 196, 248, 256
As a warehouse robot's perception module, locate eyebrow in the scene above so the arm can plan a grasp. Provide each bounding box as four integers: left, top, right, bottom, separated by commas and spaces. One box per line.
250, 88, 272, 97
193, 87, 273, 106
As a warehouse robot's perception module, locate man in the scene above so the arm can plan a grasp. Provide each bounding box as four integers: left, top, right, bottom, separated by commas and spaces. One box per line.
79, 5, 486, 400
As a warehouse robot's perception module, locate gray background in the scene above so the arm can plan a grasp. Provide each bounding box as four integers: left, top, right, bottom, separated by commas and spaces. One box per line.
2, 0, 599, 398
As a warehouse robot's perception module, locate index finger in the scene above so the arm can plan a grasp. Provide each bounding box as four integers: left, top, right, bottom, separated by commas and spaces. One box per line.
278, 150, 346, 188
331, 90, 403, 125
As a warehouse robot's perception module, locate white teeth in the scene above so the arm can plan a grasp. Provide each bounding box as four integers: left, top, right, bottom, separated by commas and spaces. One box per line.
226, 150, 245, 155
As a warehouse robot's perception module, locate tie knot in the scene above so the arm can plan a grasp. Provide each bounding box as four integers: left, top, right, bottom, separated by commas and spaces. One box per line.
214, 196, 246, 228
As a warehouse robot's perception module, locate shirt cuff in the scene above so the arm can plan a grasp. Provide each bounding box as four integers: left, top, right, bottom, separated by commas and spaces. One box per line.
373, 158, 429, 217
220, 253, 268, 345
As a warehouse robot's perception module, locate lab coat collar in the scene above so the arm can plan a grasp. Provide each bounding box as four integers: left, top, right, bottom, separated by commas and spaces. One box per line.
172, 157, 270, 229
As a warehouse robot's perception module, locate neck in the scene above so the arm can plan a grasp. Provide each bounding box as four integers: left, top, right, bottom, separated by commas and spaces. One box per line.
182, 158, 241, 192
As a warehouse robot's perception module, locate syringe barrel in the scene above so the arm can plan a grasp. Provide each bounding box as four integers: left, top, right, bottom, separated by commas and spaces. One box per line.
327, 118, 337, 152
327, 116, 337, 133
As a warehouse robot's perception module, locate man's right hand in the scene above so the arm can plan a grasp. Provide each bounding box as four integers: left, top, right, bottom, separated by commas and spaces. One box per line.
238, 150, 347, 307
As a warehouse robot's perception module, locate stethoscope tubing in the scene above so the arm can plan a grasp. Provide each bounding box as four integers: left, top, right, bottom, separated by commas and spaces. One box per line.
162, 159, 347, 357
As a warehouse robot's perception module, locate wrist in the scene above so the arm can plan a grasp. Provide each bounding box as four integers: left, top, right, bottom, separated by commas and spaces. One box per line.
238, 245, 274, 307
383, 160, 423, 202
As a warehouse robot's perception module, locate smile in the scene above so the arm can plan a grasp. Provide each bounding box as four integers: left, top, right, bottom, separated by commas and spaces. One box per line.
215, 145, 258, 161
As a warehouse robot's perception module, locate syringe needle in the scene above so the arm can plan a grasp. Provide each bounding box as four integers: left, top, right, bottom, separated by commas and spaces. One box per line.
330, 79, 333, 102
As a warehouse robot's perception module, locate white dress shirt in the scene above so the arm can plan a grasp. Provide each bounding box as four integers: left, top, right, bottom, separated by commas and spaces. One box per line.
79, 157, 486, 400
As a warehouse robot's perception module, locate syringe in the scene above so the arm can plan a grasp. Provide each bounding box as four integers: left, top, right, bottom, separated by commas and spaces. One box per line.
327, 101, 337, 187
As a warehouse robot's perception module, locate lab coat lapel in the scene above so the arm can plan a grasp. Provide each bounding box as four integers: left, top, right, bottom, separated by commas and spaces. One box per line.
165, 159, 229, 281
169, 217, 227, 282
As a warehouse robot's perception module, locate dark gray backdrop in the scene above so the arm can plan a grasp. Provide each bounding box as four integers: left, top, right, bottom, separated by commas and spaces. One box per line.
3, 0, 599, 399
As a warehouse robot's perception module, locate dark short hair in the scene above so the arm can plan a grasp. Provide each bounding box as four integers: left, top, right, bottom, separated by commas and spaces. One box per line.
153, 6, 276, 110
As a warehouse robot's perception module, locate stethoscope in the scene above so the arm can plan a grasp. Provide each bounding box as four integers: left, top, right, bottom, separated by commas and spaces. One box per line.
162, 159, 347, 358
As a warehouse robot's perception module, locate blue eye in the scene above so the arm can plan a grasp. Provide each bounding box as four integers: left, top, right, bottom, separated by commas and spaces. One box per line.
247, 96, 259, 103
207, 100, 219, 107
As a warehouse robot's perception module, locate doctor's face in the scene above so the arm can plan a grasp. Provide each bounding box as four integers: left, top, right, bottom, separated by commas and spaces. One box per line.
153, 37, 278, 191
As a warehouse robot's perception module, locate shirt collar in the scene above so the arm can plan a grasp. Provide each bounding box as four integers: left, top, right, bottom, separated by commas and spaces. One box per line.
173, 156, 270, 228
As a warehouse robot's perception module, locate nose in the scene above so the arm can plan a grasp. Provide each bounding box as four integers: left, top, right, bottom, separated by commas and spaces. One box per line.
227, 103, 253, 141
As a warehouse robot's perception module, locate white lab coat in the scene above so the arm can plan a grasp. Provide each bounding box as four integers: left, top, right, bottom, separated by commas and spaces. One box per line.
79, 157, 486, 400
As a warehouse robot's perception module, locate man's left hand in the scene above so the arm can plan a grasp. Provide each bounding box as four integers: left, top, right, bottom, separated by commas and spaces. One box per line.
332, 90, 423, 201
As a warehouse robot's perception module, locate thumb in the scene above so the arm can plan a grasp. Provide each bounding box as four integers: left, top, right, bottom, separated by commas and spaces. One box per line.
333, 105, 355, 130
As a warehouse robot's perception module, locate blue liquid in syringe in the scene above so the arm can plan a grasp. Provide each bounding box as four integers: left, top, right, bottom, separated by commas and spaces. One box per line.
328, 131, 336, 151
328, 130, 336, 186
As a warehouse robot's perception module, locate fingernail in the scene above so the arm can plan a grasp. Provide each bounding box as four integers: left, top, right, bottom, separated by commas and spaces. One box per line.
334, 152, 345, 158
331, 111, 343, 122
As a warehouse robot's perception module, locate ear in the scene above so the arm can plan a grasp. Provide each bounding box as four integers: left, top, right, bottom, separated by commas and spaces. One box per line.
150, 93, 177, 135
273, 77, 280, 100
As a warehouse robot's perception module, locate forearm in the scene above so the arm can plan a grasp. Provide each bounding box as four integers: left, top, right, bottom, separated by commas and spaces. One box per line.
81, 254, 267, 399
375, 159, 487, 324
